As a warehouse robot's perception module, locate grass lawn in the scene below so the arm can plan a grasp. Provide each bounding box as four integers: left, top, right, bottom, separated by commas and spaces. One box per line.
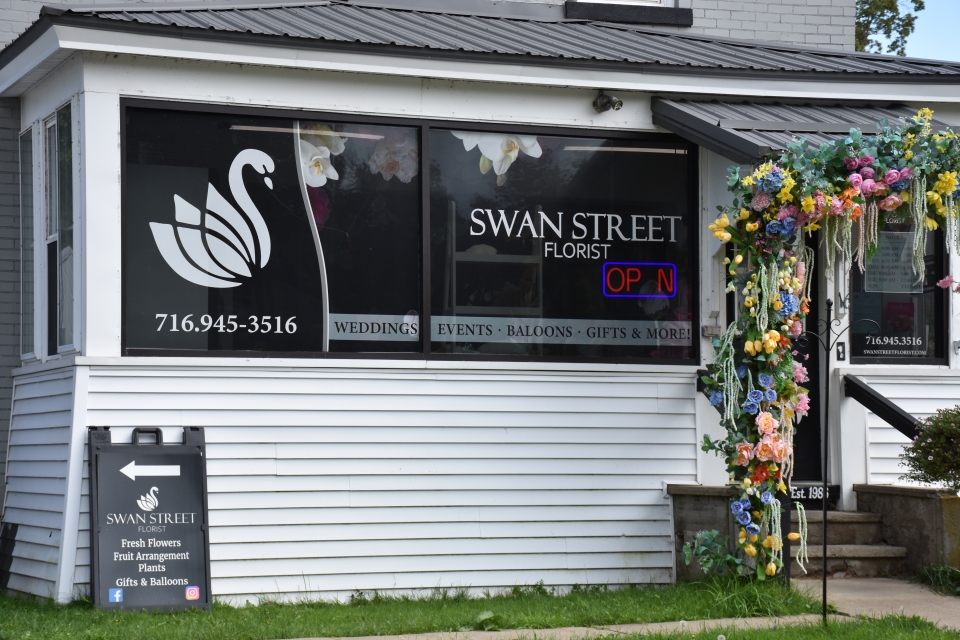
640, 616, 960, 639
0, 580, 820, 640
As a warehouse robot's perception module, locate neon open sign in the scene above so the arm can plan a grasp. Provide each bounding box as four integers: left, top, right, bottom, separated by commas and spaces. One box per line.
602, 262, 677, 299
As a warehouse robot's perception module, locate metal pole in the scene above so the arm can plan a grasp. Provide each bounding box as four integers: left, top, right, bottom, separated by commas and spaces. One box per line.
822, 299, 832, 623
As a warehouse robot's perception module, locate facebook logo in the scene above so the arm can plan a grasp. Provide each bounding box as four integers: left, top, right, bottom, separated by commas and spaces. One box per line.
109, 588, 123, 603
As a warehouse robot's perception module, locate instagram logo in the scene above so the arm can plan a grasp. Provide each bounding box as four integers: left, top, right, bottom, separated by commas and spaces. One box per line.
185, 586, 200, 601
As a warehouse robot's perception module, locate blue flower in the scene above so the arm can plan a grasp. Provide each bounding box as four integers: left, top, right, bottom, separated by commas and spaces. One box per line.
709, 391, 724, 407
892, 178, 911, 192
765, 389, 777, 402
766, 220, 784, 234
779, 292, 800, 316
758, 374, 774, 388
736, 366, 747, 379
739, 498, 752, 510
742, 401, 760, 415
761, 491, 773, 504
781, 217, 797, 233
746, 523, 761, 536
748, 389, 764, 403
731, 501, 744, 514
737, 511, 752, 525
757, 168, 784, 194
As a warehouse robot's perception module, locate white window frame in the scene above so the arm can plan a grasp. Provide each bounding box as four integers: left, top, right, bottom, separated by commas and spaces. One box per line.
36, 96, 81, 361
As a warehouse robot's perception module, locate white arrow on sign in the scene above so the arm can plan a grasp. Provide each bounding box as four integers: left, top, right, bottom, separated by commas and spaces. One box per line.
120, 461, 181, 481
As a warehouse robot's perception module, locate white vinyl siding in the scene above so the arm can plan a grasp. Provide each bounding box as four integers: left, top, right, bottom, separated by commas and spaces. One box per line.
863, 375, 960, 485
66, 363, 696, 603
2, 367, 74, 597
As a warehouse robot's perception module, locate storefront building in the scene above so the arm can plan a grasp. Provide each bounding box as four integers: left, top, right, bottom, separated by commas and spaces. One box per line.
0, 0, 958, 603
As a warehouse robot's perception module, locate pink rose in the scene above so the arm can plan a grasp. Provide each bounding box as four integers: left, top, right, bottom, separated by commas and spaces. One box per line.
756, 411, 778, 436
790, 321, 803, 337
899, 167, 914, 179
874, 182, 889, 196
859, 154, 875, 167
772, 438, 792, 464
843, 157, 859, 170
814, 191, 826, 214
848, 173, 863, 189
751, 192, 772, 211
884, 169, 901, 185
879, 194, 903, 211
734, 442, 755, 467
938, 275, 956, 289
859, 167, 875, 180
861, 178, 877, 195
755, 436, 777, 462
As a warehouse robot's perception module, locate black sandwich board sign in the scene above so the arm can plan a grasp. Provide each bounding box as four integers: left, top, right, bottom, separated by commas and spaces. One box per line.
88, 426, 212, 610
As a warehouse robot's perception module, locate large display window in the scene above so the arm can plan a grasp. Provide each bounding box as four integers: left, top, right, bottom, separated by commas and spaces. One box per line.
122, 102, 698, 361
429, 129, 695, 359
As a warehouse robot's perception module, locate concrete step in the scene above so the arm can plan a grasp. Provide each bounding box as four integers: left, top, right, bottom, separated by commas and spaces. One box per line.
790, 511, 883, 545
789, 544, 907, 577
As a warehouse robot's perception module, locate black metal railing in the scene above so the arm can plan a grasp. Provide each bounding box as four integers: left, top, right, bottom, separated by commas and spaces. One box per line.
843, 374, 918, 440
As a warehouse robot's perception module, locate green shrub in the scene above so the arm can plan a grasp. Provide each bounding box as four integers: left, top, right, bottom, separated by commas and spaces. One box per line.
682, 530, 746, 577
900, 406, 960, 493
919, 564, 960, 597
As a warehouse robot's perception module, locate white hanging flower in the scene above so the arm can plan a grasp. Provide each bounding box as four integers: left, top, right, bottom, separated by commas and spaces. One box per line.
301, 123, 346, 156
300, 139, 339, 188
451, 131, 542, 178
368, 136, 419, 183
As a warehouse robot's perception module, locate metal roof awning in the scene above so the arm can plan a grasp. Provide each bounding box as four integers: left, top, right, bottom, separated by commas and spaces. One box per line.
651, 98, 941, 164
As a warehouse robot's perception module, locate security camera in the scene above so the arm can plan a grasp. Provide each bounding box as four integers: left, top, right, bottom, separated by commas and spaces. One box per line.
593, 92, 623, 113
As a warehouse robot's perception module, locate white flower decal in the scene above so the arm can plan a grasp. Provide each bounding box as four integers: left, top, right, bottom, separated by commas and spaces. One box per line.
300, 139, 340, 188
368, 136, 419, 183
301, 123, 346, 156
452, 131, 542, 184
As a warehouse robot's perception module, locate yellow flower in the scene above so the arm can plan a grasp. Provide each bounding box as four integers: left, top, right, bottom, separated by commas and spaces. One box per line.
739, 208, 750, 221
746, 222, 760, 232
744, 298, 754, 308
735, 254, 743, 264
741, 175, 756, 187
744, 544, 757, 557
739, 528, 747, 545
801, 196, 815, 213
905, 150, 914, 160
765, 562, 777, 576
777, 187, 794, 203
788, 532, 802, 541
782, 175, 796, 191
750, 534, 758, 543
762, 536, 772, 549
753, 161, 773, 179
804, 222, 822, 232
916, 107, 935, 122
925, 217, 939, 230
901, 190, 911, 203
934, 171, 959, 195
927, 191, 941, 205
772, 300, 783, 311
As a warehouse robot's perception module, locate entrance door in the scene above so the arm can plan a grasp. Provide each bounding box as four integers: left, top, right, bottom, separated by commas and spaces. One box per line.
791, 261, 821, 482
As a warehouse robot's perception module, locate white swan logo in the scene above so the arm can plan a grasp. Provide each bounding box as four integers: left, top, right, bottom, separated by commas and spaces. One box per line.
137, 487, 159, 512
151, 149, 275, 288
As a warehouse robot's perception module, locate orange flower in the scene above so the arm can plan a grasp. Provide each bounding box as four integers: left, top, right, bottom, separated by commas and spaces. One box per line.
755, 435, 777, 462
734, 442, 755, 466
850, 205, 862, 221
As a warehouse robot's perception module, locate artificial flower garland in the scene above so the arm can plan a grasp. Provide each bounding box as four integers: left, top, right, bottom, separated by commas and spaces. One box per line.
700, 109, 960, 579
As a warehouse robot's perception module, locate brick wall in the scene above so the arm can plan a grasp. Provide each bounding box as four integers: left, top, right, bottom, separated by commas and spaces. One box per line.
679, 0, 856, 49
0, 0, 857, 50
0, 98, 21, 495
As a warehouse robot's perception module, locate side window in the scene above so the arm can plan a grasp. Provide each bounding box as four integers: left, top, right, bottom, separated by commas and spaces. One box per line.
850, 225, 946, 362
44, 104, 74, 356
19, 129, 34, 357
